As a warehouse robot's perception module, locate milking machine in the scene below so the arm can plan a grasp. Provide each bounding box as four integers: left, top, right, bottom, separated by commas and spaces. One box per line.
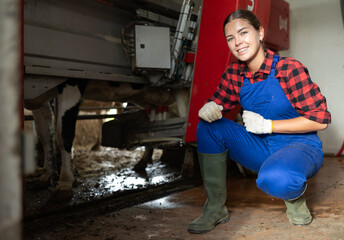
23, 0, 290, 175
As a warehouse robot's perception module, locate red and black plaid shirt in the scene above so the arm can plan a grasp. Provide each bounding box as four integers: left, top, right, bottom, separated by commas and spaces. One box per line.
210, 49, 331, 124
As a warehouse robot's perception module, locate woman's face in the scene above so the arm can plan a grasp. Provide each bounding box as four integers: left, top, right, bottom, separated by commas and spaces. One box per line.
224, 18, 264, 63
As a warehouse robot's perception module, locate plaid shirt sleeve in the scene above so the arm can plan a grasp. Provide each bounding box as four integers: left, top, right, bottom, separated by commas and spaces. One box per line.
276, 57, 331, 124
209, 63, 241, 111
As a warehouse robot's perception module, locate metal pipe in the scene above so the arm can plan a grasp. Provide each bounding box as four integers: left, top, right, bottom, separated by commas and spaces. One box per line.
24, 114, 121, 121
79, 106, 139, 111
132, 137, 183, 145
169, 0, 191, 79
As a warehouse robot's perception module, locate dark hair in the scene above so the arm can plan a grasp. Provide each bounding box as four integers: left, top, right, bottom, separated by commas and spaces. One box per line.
223, 9, 261, 34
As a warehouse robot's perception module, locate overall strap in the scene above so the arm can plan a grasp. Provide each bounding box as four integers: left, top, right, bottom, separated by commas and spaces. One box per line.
269, 55, 281, 77
243, 75, 251, 86
243, 55, 281, 86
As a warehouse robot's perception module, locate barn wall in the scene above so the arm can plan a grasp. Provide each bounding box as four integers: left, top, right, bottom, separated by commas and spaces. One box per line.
0, 0, 22, 239
280, 0, 344, 154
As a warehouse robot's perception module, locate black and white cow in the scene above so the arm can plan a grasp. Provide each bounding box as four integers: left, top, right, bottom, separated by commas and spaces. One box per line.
24, 77, 188, 200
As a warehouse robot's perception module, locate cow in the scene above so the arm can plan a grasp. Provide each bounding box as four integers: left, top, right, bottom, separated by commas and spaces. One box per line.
24, 76, 189, 200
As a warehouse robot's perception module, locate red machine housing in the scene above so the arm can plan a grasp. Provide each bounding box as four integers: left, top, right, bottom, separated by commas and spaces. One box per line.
184, 0, 289, 143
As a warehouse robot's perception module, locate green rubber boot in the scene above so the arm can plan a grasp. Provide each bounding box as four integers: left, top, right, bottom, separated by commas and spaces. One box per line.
285, 194, 312, 226
187, 151, 229, 234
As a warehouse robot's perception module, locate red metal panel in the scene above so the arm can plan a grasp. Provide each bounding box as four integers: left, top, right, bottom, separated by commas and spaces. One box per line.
265, 0, 289, 51
184, 0, 237, 143
185, 0, 289, 143
240, 0, 271, 30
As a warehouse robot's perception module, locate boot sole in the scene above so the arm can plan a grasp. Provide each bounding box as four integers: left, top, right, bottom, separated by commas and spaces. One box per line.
187, 215, 230, 234
290, 218, 312, 226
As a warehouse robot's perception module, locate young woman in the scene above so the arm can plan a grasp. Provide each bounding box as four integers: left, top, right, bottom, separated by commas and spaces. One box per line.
188, 9, 331, 234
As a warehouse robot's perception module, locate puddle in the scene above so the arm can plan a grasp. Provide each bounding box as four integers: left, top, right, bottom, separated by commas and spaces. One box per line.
71, 161, 182, 204
140, 195, 183, 209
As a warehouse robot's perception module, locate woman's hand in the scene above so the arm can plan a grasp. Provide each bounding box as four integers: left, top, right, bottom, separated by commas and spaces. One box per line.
242, 110, 273, 134
198, 101, 224, 123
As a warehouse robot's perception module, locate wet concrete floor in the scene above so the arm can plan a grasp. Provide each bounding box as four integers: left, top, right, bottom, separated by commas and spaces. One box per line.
25, 156, 344, 240
23, 148, 184, 219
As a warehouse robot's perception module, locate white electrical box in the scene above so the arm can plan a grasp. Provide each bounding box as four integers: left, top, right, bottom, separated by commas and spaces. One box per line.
135, 25, 171, 69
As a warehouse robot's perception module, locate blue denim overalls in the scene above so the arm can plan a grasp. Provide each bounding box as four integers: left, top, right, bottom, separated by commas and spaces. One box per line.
197, 55, 324, 200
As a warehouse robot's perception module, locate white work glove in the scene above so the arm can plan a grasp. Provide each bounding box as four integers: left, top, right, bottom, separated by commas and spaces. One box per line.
198, 101, 224, 123
242, 110, 273, 134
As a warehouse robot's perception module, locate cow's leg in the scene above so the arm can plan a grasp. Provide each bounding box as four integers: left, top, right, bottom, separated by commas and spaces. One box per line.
55, 79, 87, 198
134, 146, 154, 172
32, 102, 56, 187
174, 88, 189, 117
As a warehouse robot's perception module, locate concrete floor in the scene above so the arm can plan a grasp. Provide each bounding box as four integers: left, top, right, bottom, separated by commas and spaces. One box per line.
28, 156, 344, 240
